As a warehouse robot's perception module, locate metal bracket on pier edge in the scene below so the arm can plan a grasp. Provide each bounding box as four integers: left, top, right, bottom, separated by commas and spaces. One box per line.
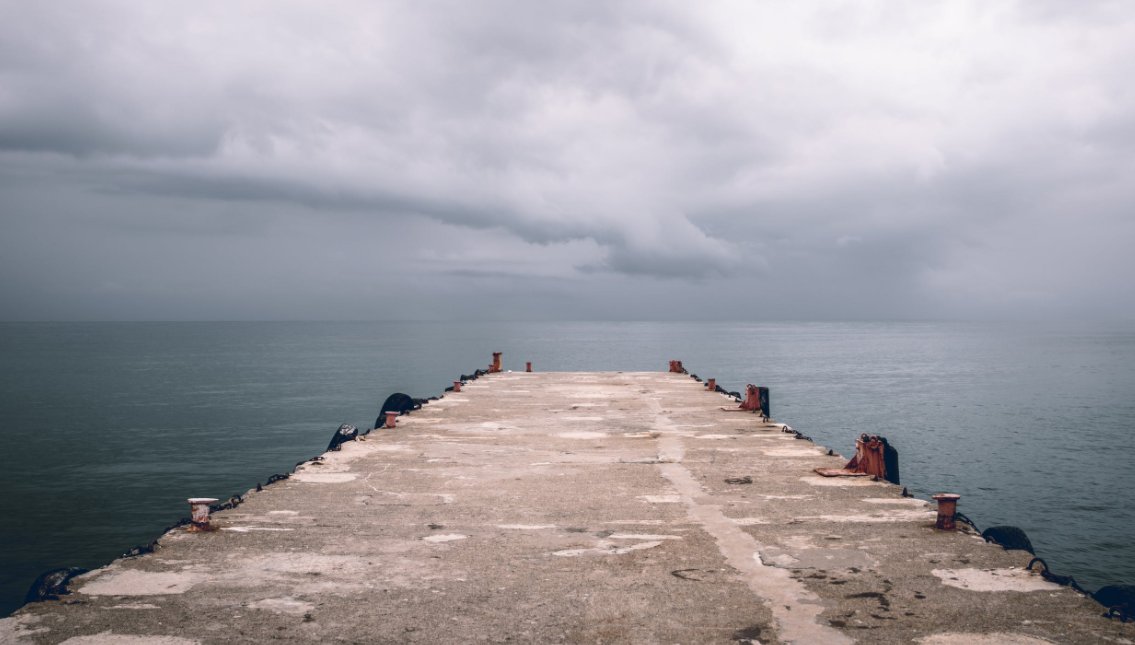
737, 385, 770, 418
815, 433, 900, 484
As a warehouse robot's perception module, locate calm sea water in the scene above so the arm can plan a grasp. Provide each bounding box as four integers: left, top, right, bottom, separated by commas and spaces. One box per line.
2, 321, 1133, 616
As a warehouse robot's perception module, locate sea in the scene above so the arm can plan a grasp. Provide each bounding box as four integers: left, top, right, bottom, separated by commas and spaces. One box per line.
2, 320, 1133, 617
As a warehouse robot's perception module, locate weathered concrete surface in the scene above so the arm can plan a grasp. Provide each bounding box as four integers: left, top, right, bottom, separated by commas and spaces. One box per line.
4, 372, 1134, 644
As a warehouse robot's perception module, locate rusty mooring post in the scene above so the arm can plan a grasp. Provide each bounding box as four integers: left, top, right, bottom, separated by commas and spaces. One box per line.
490, 352, 503, 373
526, 361, 532, 372
187, 498, 219, 532
453, 380, 462, 392
932, 493, 961, 530
385, 411, 399, 428
669, 360, 686, 373
706, 378, 716, 391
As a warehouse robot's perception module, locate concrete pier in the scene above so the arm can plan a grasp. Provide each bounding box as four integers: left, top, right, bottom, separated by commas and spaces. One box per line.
3, 371, 1132, 644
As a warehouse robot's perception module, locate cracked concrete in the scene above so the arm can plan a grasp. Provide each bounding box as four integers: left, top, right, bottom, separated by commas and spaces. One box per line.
4, 371, 1133, 644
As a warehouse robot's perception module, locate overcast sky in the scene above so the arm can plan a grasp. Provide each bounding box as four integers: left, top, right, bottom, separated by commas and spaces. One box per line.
1, 1, 1133, 321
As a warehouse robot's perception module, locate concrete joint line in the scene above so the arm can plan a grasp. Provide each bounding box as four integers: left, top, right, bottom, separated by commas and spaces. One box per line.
656, 437, 851, 645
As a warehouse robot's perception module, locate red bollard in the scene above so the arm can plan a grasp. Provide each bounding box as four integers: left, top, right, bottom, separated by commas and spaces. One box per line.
490, 352, 503, 373
385, 411, 399, 428
932, 493, 961, 530
187, 498, 219, 532
706, 378, 716, 391
526, 362, 532, 372
453, 381, 462, 392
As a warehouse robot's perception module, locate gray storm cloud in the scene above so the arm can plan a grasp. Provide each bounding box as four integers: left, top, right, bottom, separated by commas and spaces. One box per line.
1, 1, 1133, 320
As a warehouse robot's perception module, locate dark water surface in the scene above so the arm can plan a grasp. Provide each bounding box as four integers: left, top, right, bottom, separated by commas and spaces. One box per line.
2, 321, 1133, 616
